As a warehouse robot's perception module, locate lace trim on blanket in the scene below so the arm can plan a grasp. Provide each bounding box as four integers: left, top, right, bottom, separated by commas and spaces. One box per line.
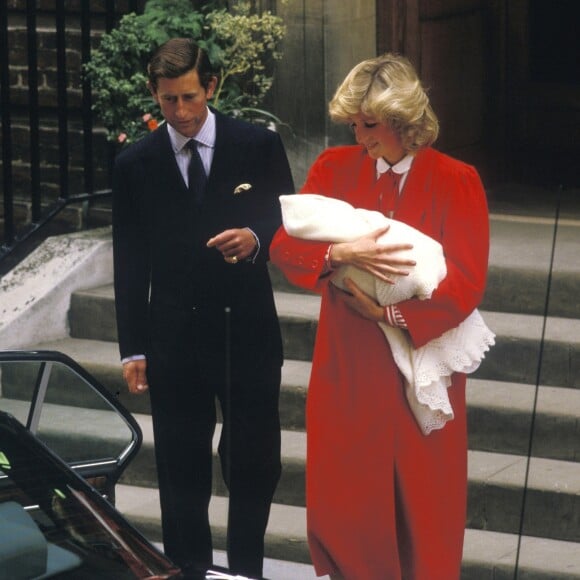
379, 310, 495, 434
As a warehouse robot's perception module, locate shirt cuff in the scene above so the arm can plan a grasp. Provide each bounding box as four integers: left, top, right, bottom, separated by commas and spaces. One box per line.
383, 304, 408, 328
121, 354, 146, 364
323, 243, 334, 272
245, 227, 260, 263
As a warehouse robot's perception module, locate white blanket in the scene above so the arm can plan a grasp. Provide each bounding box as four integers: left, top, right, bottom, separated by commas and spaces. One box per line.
280, 194, 495, 435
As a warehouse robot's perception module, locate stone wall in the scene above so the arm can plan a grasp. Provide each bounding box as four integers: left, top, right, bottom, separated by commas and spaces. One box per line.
270, 0, 376, 189
1, 2, 136, 221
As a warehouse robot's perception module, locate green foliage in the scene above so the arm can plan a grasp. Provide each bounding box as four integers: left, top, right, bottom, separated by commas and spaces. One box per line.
83, 0, 286, 144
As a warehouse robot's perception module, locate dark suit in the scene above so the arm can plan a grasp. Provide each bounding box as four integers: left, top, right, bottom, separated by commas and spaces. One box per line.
112, 110, 294, 576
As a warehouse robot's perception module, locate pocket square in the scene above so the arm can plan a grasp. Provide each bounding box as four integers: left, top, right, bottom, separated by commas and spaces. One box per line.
233, 183, 252, 195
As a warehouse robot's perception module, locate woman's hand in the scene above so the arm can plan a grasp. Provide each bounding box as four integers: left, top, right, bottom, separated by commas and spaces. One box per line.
338, 277, 385, 321
329, 226, 415, 284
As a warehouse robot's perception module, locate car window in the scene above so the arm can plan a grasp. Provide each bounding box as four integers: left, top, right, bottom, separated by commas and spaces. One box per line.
0, 412, 180, 579
35, 361, 134, 465
0, 360, 41, 424
0, 352, 141, 502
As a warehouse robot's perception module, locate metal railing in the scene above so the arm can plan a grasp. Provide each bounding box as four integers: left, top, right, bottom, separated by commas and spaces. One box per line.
0, 1, 142, 267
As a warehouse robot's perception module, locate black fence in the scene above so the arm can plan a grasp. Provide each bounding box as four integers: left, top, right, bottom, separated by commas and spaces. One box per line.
0, 1, 142, 268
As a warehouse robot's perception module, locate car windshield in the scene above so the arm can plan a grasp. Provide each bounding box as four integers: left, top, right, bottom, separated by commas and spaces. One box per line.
0, 411, 180, 579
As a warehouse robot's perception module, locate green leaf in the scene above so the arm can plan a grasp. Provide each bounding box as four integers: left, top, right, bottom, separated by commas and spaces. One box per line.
85, 0, 288, 143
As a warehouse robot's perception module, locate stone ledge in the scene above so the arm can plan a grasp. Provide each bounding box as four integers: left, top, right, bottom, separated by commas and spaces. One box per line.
0, 227, 113, 349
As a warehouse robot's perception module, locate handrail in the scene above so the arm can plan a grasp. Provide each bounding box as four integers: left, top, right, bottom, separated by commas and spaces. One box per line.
0, 189, 112, 267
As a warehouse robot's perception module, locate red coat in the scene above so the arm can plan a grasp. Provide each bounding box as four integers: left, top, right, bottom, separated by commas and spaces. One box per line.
271, 145, 489, 579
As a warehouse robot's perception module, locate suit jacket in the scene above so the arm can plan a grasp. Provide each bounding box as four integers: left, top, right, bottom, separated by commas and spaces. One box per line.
112, 110, 294, 371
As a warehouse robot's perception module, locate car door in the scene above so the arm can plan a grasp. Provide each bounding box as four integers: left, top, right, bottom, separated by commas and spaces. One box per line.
0, 350, 141, 502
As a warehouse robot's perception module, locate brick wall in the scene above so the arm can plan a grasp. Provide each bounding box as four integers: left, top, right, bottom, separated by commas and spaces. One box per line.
1, 2, 140, 236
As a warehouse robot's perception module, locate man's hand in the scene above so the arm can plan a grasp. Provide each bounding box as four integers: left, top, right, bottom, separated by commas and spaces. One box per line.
123, 359, 149, 395
207, 228, 257, 262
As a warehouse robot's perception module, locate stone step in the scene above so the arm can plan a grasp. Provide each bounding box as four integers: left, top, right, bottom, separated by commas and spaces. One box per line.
208, 550, 320, 580
116, 484, 310, 566
68, 285, 580, 390
268, 299, 580, 391
482, 213, 580, 319
3, 359, 580, 570
477, 310, 580, 389
4, 354, 579, 543
467, 450, 580, 543
67, 285, 325, 360
268, 211, 580, 319
119, 412, 580, 544
121, 416, 307, 508
467, 379, 580, 462
115, 484, 580, 579
22, 337, 580, 464
6, 200, 579, 579
17, 337, 310, 430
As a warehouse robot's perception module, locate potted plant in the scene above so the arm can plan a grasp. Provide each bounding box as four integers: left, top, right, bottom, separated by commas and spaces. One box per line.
84, 0, 287, 145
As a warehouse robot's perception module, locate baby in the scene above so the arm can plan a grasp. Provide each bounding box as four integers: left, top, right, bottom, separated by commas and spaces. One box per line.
280, 194, 495, 434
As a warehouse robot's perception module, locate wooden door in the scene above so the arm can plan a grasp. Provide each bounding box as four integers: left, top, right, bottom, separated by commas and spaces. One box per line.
503, 0, 580, 188
376, 0, 580, 188
376, 0, 491, 178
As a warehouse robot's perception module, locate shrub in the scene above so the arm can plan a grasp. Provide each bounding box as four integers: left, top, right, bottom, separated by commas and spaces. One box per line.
84, 0, 286, 144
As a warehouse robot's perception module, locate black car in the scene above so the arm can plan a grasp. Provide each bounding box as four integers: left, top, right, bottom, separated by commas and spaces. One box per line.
0, 350, 257, 579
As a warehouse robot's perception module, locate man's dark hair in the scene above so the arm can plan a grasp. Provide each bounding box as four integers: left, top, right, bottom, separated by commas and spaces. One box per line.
147, 38, 216, 91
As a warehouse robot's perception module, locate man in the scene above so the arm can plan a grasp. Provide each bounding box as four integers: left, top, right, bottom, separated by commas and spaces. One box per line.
112, 38, 294, 577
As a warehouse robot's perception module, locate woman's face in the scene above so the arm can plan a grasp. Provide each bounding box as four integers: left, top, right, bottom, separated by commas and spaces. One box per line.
349, 112, 405, 165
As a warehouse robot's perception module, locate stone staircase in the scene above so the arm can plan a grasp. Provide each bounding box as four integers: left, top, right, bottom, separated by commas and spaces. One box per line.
22, 186, 580, 578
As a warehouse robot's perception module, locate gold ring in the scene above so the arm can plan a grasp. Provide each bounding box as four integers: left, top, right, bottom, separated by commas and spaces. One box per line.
225, 255, 238, 264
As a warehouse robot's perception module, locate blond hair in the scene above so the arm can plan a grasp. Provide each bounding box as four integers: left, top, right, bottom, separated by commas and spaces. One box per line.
329, 53, 439, 151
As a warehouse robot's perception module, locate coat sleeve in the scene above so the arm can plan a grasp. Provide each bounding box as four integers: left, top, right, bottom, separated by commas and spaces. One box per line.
112, 151, 151, 360
398, 162, 490, 348
245, 130, 294, 264
270, 149, 342, 292
270, 231, 331, 293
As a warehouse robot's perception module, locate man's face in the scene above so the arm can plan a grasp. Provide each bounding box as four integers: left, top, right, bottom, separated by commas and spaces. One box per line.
150, 69, 217, 138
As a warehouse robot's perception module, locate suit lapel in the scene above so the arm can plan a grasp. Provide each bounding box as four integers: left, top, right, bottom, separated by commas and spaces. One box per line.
142, 124, 189, 196
207, 112, 245, 190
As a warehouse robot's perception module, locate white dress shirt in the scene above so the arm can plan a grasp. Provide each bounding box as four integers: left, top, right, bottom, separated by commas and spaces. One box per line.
167, 108, 216, 186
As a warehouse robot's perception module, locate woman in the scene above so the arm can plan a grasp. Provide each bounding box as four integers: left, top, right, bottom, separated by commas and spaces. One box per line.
270, 53, 490, 579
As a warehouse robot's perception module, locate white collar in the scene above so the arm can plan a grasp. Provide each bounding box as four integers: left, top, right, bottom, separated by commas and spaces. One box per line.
376, 154, 414, 175
167, 108, 216, 153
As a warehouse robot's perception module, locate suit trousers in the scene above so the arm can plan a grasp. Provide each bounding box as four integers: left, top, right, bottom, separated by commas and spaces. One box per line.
146, 307, 282, 578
